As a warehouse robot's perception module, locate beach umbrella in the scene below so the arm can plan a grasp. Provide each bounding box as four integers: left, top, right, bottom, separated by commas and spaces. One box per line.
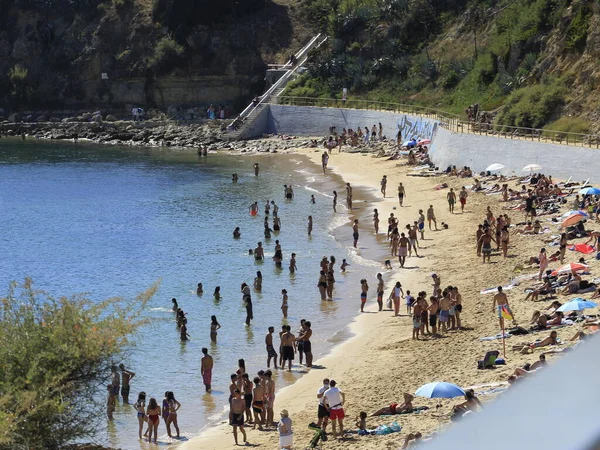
415, 382, 465, 399
550, 262, 589, 276
557, 298, 598, 312
485, 163, 505, 172
522, 164, 542, 172
561, 210, 588, 218
579, 187, 600, 195
561, 213, 585, 228
418, 139, 432, 145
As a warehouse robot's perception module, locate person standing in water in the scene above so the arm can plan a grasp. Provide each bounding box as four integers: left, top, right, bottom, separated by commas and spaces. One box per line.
165, 391, 181, 438
119, 364, 135, 403
317, 271, 328, 300
297, 321, 313, 368
196, 283, 203, 295
254, 242, 264, 261
346, 183, 353, 210
289, 253, 297, 274
242, 283, 253, 326
210, 315, 221, 342
266, 326, 279, 369
201, 348, 213, 392
254, 163, 260, 176
352, 219, 359, 248
360, 279, 369, 312
249, 202, 259, 215
333, 191, 338, 212
281, 290, 289, 318
281, 325, 296, 372
308, 216, 313, 236
373, 209, 379, 234
254, 271, 263, 291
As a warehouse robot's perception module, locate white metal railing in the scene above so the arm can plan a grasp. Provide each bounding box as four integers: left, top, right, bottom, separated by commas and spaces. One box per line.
229, 34, 327, 131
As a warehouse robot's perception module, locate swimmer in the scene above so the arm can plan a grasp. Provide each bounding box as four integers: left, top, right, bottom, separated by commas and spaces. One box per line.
233, 227, 241, 238
213, 286, 221, 300
249, 202, 259, 215
281, 291, 288, 318
210, 315, 220, 342
196, 283, 203, 295
341, 259, 349, 272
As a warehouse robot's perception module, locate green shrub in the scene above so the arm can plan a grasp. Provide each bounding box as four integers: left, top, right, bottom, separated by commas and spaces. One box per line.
0, 279, 156, 449
150, 35, 184, 70
495, 83, 566, 128
565, 4, 591, 51
546, 116, 591, 134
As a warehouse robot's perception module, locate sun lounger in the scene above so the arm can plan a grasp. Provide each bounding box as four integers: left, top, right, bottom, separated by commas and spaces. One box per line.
477, 350, 500, 369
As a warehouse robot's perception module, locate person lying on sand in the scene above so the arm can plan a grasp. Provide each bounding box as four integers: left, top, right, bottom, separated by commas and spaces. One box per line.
524, 277, 556, 302
402, 432, 423, 449
451, 389, 482, 421
371, 393, 414, 416
512, 330, 558, 354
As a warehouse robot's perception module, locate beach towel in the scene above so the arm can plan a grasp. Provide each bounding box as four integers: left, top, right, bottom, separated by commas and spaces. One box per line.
569, 244, 596, 254
480, 284, 517, 295
479, 333, 512, 341
379, 406, 429, 416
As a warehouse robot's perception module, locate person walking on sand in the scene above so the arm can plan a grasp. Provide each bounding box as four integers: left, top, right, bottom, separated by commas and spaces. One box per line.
266, 326, 279, 368
398, 233, 409, 268
459, 187, 468, 213
417, 210, 426, 239
393, 281, 404, 316
398, 182, 405, 207
321, 151, 329, 174
119, 364, 135, 403
323, 380, 346, 439
407, 224, 419, 257
427, 205, 437, 230
447, 188, 456, 213
333, 191, 338, 212
380, 175, 387, 197
352, 219, 359, 248
374, 209, 379, 234
477, 229, 496, 263
476, 225, 484, 257
538, 247, 548, 281
493, 286, 515, 330
201, 348, 213, 392
376, 273, 384, 311
230, 390, 248, 445
346, 183, 353, 209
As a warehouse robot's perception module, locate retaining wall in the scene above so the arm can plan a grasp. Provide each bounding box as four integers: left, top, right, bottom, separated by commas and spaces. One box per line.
430, 128, 598, 183
267, 105, 438, 141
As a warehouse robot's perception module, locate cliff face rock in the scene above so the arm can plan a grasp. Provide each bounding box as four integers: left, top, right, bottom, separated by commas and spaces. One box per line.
0, 0, 306, 111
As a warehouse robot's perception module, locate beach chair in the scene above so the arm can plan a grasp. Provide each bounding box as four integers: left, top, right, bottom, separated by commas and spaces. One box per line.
305, 423, 327, 449
477, 350, 500, 369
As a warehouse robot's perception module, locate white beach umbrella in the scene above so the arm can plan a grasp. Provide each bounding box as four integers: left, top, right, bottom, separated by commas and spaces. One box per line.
522, 164, 542, 172
485, 163, 505, 172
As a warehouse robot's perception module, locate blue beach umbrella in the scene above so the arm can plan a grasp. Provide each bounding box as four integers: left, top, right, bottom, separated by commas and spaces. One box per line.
415, 382, 465, 399
579, 187, 600, 195
557, 298, 598, 313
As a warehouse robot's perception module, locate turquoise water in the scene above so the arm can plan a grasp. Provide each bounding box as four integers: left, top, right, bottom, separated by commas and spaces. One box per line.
0, 140, 383, 449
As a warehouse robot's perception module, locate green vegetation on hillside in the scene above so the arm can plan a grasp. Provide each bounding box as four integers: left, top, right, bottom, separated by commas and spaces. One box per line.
288, 0, 596, 131
0, 279, 156, 449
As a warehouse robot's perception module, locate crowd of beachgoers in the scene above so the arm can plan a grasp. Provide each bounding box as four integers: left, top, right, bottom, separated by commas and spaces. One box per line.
102, 123, 600, 450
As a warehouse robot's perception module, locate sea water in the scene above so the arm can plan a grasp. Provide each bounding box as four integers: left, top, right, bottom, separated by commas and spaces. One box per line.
0, 140, 385, 449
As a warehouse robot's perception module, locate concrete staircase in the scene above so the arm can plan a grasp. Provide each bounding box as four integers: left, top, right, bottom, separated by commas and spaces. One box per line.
225, 33, 327, 140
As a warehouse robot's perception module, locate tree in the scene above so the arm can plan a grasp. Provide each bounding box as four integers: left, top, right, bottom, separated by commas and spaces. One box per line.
0, 278, 157, 450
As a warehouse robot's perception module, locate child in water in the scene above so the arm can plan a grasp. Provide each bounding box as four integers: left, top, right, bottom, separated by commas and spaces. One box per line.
341, 259, 350, 272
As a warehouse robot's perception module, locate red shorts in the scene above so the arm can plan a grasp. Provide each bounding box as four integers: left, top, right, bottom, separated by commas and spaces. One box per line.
460, 198, 466, 205
329, 408, 345, 420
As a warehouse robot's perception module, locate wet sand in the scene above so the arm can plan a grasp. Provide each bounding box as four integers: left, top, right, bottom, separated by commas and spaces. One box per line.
180, 147, 599, 450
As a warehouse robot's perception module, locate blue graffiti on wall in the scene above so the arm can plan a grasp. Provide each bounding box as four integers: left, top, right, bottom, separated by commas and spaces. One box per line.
396, 115, 438, 140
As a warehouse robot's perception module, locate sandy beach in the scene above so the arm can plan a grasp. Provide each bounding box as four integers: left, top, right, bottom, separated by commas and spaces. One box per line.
180, 145, 599, 450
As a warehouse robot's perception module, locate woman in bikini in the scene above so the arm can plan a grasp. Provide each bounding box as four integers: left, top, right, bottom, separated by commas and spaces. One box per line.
134, 391, 147, 440
538, 248, 548, 281
326, 269, 335, 299
371, 393, 414, 416
317, 271, 328, 301
373, 208, 380, 234
166, 391, 182, 438
500, 226, 510, 258
210, 315, 221, 343
146, 397, 161, 443
253, 271, 263, 291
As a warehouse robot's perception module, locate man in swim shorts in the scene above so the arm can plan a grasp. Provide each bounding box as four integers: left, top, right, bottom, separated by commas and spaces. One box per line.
317, 378, 330, 430
492, 286, 514, 329
201, 348, 213, 392
230, 390, 247, 445
281, 325, 296, 372
254, 242, 264, 260
119, 364, 135, 403
407, 224, 419, 257
418, 210, 425, 239
477, 229, 496, 263
376, 273, 384, 311
447, 188, 456, 214
439, 290, 451, 333
398, 233, 409, 268
266, 327, 278, 369
412, 301, 422, 339
459, 187, 468, 213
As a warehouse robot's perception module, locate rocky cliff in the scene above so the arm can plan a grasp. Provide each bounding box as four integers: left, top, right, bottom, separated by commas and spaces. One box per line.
0, 0, 309, 113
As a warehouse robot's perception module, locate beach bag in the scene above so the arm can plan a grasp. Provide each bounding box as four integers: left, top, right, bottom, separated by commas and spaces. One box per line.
386, 293, 393, 309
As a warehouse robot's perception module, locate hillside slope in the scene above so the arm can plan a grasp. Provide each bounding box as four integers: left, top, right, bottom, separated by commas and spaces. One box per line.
287, 0, 600, 133
0, 0, 310, 111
